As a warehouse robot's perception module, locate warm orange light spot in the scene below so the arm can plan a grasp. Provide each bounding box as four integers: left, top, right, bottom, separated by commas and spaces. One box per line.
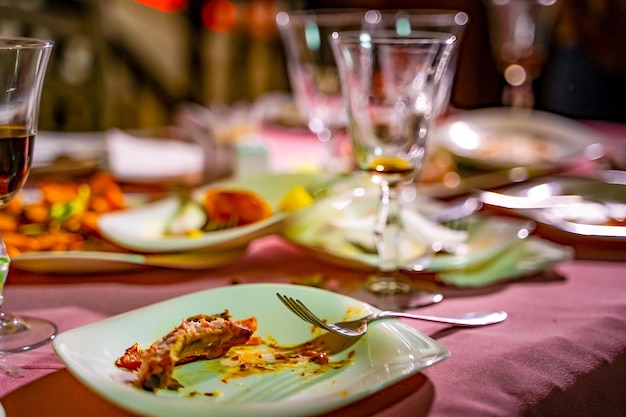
202, 0, 238, 32
243, 0, 278, 39
134, 0, 188, 13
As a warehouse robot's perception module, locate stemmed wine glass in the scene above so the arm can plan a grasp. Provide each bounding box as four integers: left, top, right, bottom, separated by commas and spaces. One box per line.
362, 9, 469, 117
0, 37, 56, 355
277, 9, 468, 175
331, 31, 456, 309
483, 0, 561, 107
276, 9, 366, 173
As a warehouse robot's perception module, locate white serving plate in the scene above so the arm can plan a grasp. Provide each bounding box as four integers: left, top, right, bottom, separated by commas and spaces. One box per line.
98, 173, 320, 253
53, 283, 449, 417
433, 108, 604, 170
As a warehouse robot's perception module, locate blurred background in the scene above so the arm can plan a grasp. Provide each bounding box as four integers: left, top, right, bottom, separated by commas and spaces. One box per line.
1, 0, 624, 132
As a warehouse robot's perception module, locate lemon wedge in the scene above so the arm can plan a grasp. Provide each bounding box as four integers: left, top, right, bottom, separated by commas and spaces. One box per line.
279, 186, 314, 213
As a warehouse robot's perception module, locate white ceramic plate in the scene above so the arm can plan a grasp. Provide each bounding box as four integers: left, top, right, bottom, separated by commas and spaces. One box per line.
488, 177, 626, 240
434, 108, 604, 170
98, 173, 320, 253
53, 283, 449, 417
10, 247, 248, 274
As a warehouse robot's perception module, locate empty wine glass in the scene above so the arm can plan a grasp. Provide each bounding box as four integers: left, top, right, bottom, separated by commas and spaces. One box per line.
276, 9, 366, 173
331, 31, 456, 309
483, 0, 561, 107
276, 9, 469, 174
0, 37, 56, 355
363, 9, 469, 117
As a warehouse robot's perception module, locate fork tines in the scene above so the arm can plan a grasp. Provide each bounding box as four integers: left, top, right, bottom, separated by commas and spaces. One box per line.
276, 293, 330, 331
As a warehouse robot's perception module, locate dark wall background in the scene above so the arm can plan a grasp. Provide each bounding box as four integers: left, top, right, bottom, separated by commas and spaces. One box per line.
302, 0, 502, 110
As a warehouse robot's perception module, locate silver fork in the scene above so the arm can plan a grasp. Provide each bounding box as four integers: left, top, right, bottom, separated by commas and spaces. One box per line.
277, 293, 507, 338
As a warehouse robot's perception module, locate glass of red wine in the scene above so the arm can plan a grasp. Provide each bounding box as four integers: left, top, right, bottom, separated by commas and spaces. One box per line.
0, 37, 56, 356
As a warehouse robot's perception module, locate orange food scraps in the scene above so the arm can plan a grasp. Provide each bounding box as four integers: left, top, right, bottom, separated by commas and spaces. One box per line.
0, 172, 126, 256
202, 189, 272, 227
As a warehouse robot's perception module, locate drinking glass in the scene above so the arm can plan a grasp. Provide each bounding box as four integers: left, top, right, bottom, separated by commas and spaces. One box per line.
0, 37, 56, 355
363, 9, 469, 116
331, 31, 456, 308
276, 9, 366, 173
483, 0, 561, 107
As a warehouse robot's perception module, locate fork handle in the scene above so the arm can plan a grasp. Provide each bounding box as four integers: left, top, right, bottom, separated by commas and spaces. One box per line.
377, 310, 508, 327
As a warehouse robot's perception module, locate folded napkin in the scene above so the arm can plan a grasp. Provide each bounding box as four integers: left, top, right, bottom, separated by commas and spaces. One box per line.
105, 129, 204, 181
33, 131, 107, 168
0, 307, 107, 398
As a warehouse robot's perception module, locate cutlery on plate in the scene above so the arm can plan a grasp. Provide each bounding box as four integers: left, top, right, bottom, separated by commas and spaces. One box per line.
276, 293, 507, 338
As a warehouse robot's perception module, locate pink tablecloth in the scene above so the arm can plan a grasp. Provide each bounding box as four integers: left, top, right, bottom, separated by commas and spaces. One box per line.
1, 236, 625, 417
2, 121, 626, 416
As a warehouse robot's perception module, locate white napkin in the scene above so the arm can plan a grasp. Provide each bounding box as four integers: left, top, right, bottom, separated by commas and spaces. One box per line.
105, 129, 204, 181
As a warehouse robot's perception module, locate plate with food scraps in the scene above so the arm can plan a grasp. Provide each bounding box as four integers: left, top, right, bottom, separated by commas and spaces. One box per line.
483, 176, 626, 240
53, 283, 449, 417
282, 185, 573, 287
9, 246, 249, 274
98, 173, 321, 253
433, 108, 604, 171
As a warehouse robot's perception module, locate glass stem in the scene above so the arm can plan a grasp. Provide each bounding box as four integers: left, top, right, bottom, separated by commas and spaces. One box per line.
0, 241, 23, 335
374, 180, 404, 273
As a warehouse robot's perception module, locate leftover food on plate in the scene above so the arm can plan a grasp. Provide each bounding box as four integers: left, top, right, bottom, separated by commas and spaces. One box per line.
456, 131, 559, 166
53, 283, 449, 417
4, 172, 318, 262
97, 173, 320, 253
115, 307, 355, 394
116, 310, 257, 391
283, 185, 574, 287
203, 189, 272, 227
434, 108, 603, 170
158, 185, 314, 237
165, 188, 276, 236
0, 172, 126, 256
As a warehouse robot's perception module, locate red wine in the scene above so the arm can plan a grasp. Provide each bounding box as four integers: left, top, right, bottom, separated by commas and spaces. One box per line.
0, 125, 34, 205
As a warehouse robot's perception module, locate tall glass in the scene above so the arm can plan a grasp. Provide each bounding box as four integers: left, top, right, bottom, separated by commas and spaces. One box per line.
0, 37, 56, 355
331, 31, 456, 309
276, 9, 365, 173
363, 9, 468, 116
277, 9, 469, 173
483, 0, 561, 107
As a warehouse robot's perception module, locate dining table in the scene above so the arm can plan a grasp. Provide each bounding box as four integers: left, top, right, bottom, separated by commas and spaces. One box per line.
1, 114, 625, 417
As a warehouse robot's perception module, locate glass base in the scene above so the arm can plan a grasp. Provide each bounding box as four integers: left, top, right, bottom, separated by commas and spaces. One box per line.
0, 312, 58, 354
354, 271, 444, 310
